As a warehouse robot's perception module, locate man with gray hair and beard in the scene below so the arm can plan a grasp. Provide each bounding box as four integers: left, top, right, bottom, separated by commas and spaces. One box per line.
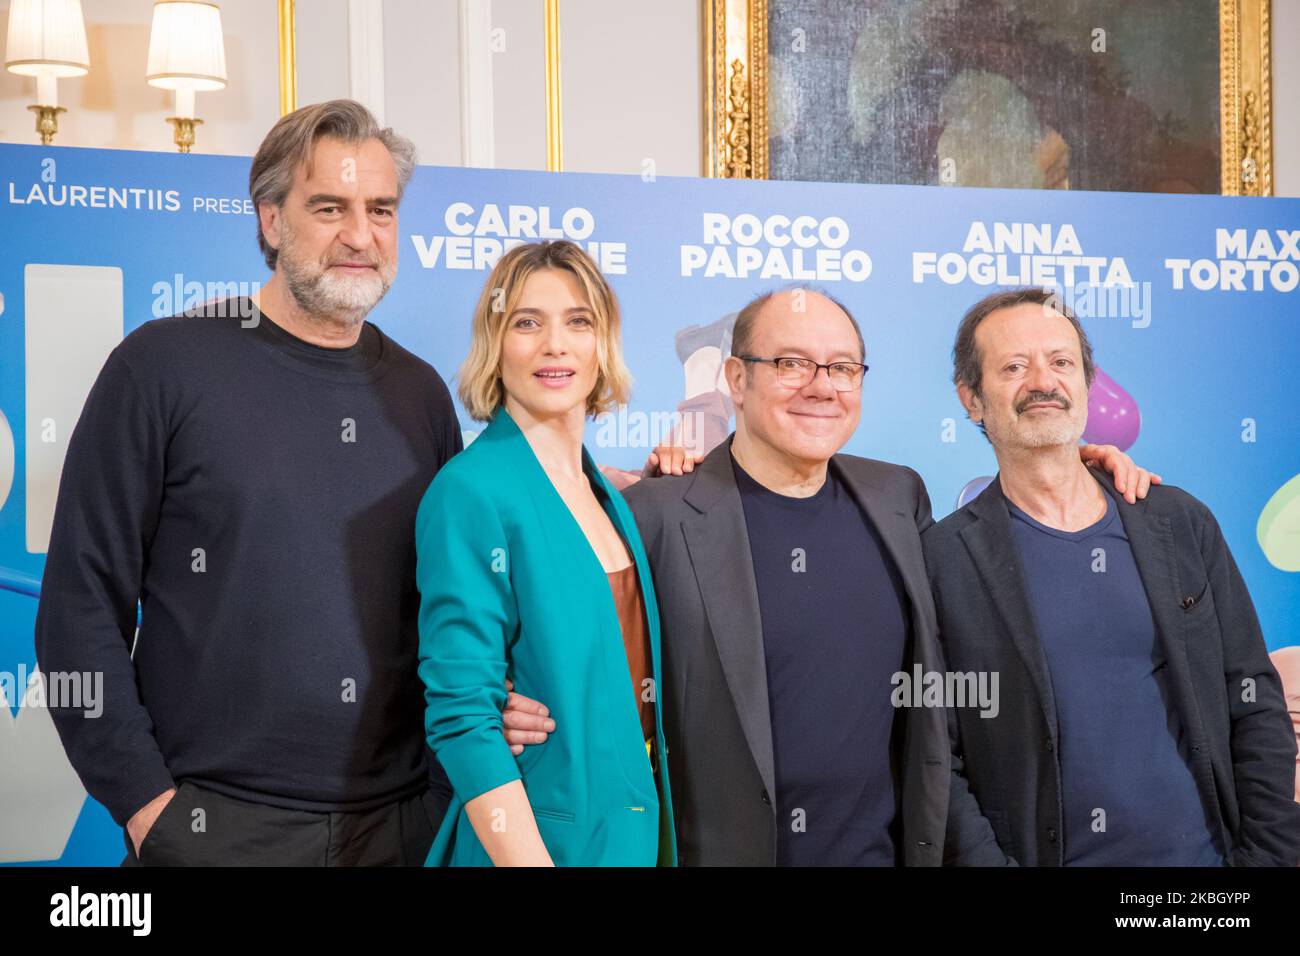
924, 287, 1300, 866
36, 100, 463, 865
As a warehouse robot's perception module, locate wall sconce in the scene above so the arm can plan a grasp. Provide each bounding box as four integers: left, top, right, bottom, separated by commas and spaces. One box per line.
4, 0, 90, 145
146, 1, 227, 153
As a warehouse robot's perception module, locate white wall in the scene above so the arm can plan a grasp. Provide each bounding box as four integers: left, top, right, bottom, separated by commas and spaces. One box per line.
296, 0, 351, 110
561, 0, 701, 177
489, 0, 545, 170
473, 0, 703, 176
0, 1, 1293, 195
382, 0, 461, 167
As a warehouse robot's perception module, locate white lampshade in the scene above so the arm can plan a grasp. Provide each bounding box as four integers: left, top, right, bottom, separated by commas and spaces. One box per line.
146, 0, 227, 92
5, 0, 90, 79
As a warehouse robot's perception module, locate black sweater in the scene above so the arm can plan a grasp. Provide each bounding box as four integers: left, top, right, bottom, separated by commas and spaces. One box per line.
35, 298, 462, 826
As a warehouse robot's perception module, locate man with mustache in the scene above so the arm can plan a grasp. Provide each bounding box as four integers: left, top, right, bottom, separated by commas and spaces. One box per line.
924, 287, 1300, 866
36, 100, 462, 865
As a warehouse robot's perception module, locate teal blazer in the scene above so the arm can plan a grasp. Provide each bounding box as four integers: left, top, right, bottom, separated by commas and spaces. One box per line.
415, 408, 676, 866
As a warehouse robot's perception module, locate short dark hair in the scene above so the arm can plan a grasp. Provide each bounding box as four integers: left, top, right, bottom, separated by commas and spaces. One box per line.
731, 284, 865, 365
952, 286, 1096, 397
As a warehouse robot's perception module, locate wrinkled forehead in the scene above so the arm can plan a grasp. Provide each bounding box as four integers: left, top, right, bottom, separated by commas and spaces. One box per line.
294, 136, 397, 195
978, 303, 1081, 358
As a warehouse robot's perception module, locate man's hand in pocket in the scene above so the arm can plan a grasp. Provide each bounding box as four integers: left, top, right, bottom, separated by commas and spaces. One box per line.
126, 787, 176, 856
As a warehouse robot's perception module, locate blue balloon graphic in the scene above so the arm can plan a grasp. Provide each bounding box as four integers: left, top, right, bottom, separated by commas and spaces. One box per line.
957, 475, 995, 510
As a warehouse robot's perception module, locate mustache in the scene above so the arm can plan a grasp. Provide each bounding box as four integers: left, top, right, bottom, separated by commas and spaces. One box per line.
1015, 390, 1071, 414
325, 253, 382, 269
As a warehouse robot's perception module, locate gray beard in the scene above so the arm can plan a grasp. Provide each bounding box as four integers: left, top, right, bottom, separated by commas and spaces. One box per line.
282, 254, 390, 323
275, 219, 394, 323
986, 409, 1086, 450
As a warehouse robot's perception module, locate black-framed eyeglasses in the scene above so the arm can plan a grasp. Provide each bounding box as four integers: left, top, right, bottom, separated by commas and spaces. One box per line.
738, 355, 869, 391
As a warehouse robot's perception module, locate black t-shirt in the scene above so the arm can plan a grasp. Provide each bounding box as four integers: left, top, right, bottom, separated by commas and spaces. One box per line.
35, 297, 463, 825
732, 448, 909, 865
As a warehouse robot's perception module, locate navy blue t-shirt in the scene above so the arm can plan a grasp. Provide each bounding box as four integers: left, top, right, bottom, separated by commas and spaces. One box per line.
733, 452, 909, 866
1006, 488, 1222, 866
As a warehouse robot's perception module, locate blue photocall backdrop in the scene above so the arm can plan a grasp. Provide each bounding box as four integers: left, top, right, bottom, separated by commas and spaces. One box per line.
1, 142, 1297, 864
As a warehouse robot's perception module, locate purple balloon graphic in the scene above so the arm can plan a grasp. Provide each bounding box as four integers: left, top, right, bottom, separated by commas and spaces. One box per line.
957, 476, 995, 510
1083, 367, 1141, 451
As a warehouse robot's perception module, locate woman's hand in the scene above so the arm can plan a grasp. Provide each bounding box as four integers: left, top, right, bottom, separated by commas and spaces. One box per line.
463, 779, 555, 866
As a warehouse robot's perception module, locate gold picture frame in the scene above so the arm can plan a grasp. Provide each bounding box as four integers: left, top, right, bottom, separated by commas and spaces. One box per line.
704, 0, 1273, 195
279, 0, 296, 117
1220, 0, 1272, 195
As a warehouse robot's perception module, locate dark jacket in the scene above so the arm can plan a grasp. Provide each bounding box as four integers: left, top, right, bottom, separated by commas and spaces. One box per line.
623, 438, 1000, 865
922, 473, 1300, 866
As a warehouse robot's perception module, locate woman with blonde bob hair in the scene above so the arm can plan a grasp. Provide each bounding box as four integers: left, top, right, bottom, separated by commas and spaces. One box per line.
414, 240, 676, 866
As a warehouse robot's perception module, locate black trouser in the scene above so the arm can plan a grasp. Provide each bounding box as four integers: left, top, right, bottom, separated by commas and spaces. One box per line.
121, 780, 448, 866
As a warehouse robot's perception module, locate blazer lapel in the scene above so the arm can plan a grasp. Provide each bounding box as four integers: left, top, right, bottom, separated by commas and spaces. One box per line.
681, 442, 776, 801
830, 457, 934, 638
959, 478, 1060, 740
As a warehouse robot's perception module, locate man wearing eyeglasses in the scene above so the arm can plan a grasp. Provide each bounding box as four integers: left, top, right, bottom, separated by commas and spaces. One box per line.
503, 283, 1151, 865
646, 287, 925, 866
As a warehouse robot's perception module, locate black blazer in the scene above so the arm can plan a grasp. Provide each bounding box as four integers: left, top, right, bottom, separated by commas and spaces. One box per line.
623, 438, 994, 866
922, 473, 1300, 866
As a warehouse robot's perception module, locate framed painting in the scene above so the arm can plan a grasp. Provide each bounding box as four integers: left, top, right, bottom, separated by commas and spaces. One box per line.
703, 0, 1273, 195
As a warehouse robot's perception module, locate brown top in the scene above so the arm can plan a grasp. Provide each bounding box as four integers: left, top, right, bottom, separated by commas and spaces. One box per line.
606, 564, 655, 741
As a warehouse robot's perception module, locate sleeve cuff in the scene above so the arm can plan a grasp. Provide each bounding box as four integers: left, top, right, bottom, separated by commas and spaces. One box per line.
105, 760, 177, 828
434, 724, 522, 803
